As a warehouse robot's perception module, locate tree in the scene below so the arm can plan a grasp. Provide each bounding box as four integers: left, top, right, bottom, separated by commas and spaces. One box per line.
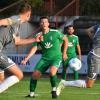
80, 0, 100, 16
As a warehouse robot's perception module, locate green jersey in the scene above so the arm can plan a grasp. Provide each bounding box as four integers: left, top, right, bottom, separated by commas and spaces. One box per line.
66, 34, 79, 56
32, 29, 64, 60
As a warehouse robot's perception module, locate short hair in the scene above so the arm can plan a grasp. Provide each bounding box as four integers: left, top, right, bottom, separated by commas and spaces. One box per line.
17, 3, 31, 14
39, 16, 50, 22
66, 25, 75, 30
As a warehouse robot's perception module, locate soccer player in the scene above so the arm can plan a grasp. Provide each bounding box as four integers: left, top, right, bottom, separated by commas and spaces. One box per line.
0, 3, 42, 93
57, 24, 100, 96
61, 25, 81, 80
21, 16, 68, 98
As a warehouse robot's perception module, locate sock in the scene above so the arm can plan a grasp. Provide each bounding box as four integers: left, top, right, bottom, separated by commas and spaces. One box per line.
63, 80, 86, 88
52, 87, 57, 91
0, 75, 19, 93
30, 92, 35, 96
73, 70, 79, 80
61, 69, 66, 80
30, 78, 37, 92
50, 75, 57, 91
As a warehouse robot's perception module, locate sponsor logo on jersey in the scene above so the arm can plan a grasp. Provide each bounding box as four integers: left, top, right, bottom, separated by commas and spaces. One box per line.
44, 42, 53, 48
68, 42, 73, 47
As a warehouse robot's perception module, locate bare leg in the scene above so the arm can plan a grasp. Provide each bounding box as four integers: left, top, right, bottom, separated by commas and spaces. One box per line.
0, 71, 4, 83
50, 66, 58, 76
86, 79, 95, 88
8, 64, 23, 80
0, 64, 23, 93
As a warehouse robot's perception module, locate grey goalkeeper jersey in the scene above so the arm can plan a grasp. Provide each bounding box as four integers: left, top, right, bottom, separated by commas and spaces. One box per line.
0, 15, 21, 51
88, 24, 100, 57
93, 25, 100, 47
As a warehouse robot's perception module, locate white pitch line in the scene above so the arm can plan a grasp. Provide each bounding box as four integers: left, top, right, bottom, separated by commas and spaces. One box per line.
2, 91, 100, 95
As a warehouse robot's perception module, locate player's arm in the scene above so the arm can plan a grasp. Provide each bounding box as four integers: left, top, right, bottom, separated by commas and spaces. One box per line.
13, 35, 42, 45
0, 18, 15, 26
21, 46, 37, 65
76, 36, 82, 60
62, 35, 68, 61
77, 44, 82, 60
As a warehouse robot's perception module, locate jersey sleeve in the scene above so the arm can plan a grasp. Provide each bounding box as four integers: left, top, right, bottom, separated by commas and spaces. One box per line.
32, 33, 40, 47
7, 15, 21, 25
57, 30, 64, 40
32, 42, 38, 46
76, 36, 79, 45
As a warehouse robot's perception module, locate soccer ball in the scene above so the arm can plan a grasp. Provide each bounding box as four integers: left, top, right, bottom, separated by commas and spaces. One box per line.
69, 58, 82, 71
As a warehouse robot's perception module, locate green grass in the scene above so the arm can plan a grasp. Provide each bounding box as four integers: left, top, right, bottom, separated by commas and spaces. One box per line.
0, 77, 100, 100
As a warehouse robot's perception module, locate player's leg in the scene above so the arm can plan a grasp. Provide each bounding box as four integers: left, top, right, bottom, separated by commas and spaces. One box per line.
50, 59, 62, 98
61, 59, 69, 80
50, 66, 58, 98
86, 79, 95, 88
70, 56, 79, 80
60, 78, 96, 88
27, 58, 49, 98
0, 71, 4, 83
0, 55, 23, 93
56, 59, 69, 96
73, 70, 79, 80
8, 64, 23, 80
28, 70, 41, 97
86, 52, 98, 88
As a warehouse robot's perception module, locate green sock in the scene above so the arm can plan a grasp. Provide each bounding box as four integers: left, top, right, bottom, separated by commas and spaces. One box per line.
50, 75, 57, 88
61, 69, 66, 80
30, 78, 37, 92
73, 70, 79, 80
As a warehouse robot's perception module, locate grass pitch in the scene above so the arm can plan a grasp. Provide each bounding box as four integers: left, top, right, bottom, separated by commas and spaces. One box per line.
0, 77, 100, 100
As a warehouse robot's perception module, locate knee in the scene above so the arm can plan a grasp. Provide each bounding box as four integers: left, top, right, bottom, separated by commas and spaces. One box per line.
86, 84, 93, 88
32, 71, 41, 80
50, 66, 58, 76
0, 78, 4, 83
50, 72, 56, 76
50, 70, 57, 76
17, 72, 23, 80
86, 80, 94, 88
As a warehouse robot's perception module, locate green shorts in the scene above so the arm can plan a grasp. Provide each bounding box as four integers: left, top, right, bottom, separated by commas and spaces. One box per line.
34, 58, 62, 73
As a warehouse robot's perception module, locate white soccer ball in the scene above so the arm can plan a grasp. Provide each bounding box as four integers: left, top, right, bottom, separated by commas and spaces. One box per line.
69, 58, 82, 71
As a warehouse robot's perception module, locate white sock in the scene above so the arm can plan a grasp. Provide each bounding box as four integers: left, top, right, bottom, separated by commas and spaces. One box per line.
63, 80, 86, 88
0, 75, 19, 93
52, 87, 56, 91
30, 92, 35, 96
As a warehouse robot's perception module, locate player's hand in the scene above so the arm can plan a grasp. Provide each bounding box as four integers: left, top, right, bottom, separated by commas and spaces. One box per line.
78, 55, 82, 61
21, 59, 27, 65
13, 34, 21, 44
62, 53, 68, 61
35, 35, 43, 42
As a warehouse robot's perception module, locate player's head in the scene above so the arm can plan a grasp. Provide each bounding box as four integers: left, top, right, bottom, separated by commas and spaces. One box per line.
18, 3, 32, 22
66, 25, 75, 35
39, 16, 50, 30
